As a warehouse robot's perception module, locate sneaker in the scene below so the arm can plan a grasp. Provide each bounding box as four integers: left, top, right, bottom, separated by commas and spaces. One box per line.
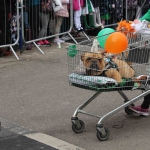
129, 105, 149, 116
43, 40, 50, 44
77, 27, 84, 32
43, 40, 51, 46
37, 40, 45, 46
53, 38, 65, 43
80, 27, 84, 31
61, 35, 71, 41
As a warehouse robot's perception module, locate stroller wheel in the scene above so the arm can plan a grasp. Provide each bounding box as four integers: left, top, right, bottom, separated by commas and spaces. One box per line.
72, 120, 85, 133
97, 128, 110, 141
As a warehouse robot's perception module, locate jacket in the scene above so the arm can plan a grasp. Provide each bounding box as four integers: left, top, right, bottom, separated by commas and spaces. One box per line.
73, 0, 86, 7
55, 0, 69, 17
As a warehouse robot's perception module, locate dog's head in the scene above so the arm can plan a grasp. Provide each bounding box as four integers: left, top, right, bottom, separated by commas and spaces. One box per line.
81, 52, 105, 76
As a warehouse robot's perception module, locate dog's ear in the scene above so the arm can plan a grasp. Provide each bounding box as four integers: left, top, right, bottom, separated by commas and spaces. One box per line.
81, 53, 85, 61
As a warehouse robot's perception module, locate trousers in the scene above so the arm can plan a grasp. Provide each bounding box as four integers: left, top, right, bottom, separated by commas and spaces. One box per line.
74, 0, 82, 29
39, 12, 50, 38
55, 16, 63, 38
141, 94, 150, 109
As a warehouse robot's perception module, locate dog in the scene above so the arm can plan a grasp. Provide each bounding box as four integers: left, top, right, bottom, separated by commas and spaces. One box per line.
81, 52, 135, 83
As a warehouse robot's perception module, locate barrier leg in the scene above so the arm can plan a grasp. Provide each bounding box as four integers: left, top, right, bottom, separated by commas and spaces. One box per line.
33, 42, 44, 54
10, 45, 19, 60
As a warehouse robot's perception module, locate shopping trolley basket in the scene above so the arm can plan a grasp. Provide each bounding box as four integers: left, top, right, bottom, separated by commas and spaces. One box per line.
67, 32, 150, 141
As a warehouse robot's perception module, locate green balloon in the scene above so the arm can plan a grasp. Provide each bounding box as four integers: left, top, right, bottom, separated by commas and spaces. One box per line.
97, 28, 115, 48
67, 45, 77, 57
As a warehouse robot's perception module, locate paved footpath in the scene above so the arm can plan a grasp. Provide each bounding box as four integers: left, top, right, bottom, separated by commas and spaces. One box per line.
0, 42, 85, 150
0, 118, 84, 150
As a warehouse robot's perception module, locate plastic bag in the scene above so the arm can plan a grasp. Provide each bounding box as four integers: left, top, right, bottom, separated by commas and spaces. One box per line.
91, 39, 99, 52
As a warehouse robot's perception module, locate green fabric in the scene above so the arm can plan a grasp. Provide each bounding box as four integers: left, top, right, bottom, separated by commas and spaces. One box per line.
89, 15, 95, 28
140, 9, 150, 22
87, 0, 93, 13
69, 73, 135, 91
101, 14, 110, 20
82, 16, 91, 29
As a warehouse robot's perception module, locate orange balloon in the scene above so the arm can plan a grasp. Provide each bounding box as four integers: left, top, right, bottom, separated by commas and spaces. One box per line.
104, 32, 128, 54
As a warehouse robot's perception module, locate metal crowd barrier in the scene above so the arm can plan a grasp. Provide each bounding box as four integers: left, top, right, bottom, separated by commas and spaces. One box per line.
125, 0, 148, 20
0, 0, 149, 60
0, 0, 90, 60
20, 0, 90, 52
20, 0, 77, 56
0, 1, 20, 60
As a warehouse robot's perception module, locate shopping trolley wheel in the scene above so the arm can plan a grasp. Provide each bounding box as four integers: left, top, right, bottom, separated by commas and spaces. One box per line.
97, 128, 110, 141
72, 120, 85, 133
124, 104, 135, 115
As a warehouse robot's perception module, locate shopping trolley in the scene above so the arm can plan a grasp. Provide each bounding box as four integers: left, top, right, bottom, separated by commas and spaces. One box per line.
67, 31, 150, 141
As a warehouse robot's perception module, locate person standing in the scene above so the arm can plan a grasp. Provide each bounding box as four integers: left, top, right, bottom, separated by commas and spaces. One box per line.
37, 0, 51, 46
53, 0, 70, 43
28, 0, 41, 40
0, 0, 16, 56
73, 0, 84, 32
0, 0, 16, 45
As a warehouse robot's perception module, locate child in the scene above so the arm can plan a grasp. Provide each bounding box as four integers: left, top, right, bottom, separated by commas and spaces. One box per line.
28, 0, 41, 39
73, 0, 84, 32
53, 0, 70, 43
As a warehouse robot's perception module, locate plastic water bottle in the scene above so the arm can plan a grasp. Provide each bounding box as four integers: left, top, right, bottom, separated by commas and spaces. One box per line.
57, 42, 61, 49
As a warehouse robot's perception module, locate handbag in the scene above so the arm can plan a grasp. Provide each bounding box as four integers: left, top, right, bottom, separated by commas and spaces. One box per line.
73, 0, 80, 11
52, 0, 64, 12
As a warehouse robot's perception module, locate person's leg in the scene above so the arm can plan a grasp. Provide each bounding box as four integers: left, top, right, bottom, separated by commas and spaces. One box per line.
74, 9, 82, 30
141, 94, 150, 109
93, 8, 99, 27
0, 14, 11, 45
29, 5, 40, 39
96, 7, 103, 27
37, 12, 50, 45
54, 16, 65, 43
23, 11, 30, 29
130, 94, 150, 116
39, 12, 49, 38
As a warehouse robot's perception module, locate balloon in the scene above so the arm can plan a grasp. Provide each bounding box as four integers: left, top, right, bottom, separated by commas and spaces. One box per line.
97, 28, 115, 48
105, 32, 128, 54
